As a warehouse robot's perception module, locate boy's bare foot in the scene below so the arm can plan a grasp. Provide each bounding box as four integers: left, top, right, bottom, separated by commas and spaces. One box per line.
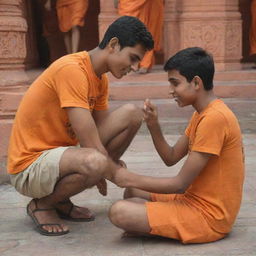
27, 199, 69, 236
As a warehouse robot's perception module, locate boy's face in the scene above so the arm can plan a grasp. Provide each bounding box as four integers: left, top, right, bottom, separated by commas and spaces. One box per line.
167, 70, 197, 107
107, 43, 146, 79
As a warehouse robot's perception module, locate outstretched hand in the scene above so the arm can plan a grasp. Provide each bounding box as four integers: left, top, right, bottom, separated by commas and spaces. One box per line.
96, 160, 127, 195
96, 178, 107, 196
143, 99, 158, 127
117, 159, 127, 168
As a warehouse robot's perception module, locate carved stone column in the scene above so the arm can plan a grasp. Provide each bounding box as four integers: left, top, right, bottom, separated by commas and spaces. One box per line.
0, 0, 28, 182
164, 0, 242, 71
98, 0, 118, 41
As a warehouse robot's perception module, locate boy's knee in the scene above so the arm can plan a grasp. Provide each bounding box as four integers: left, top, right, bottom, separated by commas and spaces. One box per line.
79, 149, 109, 179
123, 104, 143, 125
109, 200, 129, 227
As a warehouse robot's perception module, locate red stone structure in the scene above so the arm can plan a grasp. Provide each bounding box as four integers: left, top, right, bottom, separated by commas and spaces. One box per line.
0, 0, 29, 182
0, 0, 254, 182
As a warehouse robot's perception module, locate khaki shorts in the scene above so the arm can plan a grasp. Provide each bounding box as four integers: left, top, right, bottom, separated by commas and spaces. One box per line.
10, 147, 70, 199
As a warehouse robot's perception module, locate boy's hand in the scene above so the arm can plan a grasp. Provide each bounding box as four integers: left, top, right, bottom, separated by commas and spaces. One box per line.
117, 159, 127, 168
143, 99, 158, 127
112, 167, 128, 188
96, 178, 107, 196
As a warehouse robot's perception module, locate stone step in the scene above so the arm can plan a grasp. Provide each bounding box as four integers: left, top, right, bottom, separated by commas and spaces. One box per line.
108, 68, 256, 83
109, 81, 256, 100
110, 98, 256, 135
25, 68, 256, 100
108, 67, 256, 100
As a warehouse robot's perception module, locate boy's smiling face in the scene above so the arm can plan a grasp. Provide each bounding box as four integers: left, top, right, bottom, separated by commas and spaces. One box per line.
107, 40, 146, 79
167, 69, 198, 107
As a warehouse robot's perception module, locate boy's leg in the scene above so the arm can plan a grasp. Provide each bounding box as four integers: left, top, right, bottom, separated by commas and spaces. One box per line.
96, 104, 143, 161
27, 147, 118, 234
108, 188, 152, 235
109, 200, 151, 234
110, 194, 226, 243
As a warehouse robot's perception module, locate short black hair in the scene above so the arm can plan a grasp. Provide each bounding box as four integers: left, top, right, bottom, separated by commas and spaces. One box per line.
99, 16, 154, 51
164, 47, 215, 90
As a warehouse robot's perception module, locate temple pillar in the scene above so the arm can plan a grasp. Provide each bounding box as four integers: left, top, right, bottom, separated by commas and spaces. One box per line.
164, 0, 242, 71
0, 0, 28, 182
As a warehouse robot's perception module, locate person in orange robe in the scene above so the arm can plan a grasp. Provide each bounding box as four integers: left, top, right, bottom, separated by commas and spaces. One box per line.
250, 0, 256, 61
117, 0, 164, 73
56, 0, 89, 53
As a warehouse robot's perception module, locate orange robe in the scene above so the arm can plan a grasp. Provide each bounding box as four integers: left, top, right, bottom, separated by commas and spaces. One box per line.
250, 0, 256, 55
118, 0, 164, 70
56, 0, 89, 32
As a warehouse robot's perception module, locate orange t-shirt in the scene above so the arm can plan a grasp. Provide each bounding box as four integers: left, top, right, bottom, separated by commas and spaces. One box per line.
184, 99, 244, 234
8, 51, 108, 174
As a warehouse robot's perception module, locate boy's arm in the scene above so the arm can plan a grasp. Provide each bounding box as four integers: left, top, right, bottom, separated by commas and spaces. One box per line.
92, 109, 110, 126
143, 99, 189, 166
66, 107, 108, 156
113, 151, 211, 194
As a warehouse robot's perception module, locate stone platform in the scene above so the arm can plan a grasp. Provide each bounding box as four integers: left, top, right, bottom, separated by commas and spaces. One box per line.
0, 131, 255, 256
0, 66, 256, 255
0, 94, 256, 255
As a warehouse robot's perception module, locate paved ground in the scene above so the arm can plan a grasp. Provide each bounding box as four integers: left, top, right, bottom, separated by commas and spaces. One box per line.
0, 96, 256, 256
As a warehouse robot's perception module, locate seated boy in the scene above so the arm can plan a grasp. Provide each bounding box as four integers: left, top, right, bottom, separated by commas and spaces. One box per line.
8, 16, 154, 236
109, 47, 245, 244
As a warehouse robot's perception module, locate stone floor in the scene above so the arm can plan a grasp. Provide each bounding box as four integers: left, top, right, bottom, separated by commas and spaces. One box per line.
0, 96, 256, 256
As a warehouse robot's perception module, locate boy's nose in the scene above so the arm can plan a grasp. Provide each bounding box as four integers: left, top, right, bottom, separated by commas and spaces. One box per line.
169, 88, 175, 97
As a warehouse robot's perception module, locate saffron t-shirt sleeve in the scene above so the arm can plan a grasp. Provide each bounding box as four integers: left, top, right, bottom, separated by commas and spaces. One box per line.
53, 64, 90, 109
192, 113, 227, 156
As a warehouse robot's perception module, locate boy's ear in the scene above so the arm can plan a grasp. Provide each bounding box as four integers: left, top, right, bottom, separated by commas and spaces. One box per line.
107, 37, 120, 52
193, 76, 201, 90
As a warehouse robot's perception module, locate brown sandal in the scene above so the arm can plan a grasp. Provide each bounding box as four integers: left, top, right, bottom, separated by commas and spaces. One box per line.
26, 199, 69, 236
56, 200, 95, 222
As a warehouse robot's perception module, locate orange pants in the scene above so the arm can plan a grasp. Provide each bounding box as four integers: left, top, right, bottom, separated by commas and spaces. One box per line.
146, 193, 226, 244
56, 0, 89, 32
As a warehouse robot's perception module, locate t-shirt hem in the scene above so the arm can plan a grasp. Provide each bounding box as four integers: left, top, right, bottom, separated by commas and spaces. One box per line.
191, 146, 220, 156
8, 152, 43, 175
61, 102, 90, 109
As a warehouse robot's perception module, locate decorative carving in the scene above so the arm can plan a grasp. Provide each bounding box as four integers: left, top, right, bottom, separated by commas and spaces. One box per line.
183, 23, 224, 57
226, 22, 242, 59
0, 32, 26, 60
